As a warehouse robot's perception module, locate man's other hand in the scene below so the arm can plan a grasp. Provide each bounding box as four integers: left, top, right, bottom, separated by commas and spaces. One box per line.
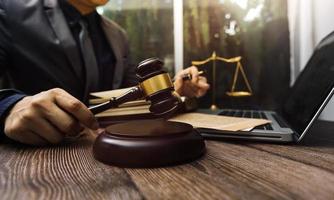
4, 88, 99, 146
174, 66, 210, 98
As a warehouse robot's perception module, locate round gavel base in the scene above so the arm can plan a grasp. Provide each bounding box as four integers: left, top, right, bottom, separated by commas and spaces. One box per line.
93, 120, 205, 168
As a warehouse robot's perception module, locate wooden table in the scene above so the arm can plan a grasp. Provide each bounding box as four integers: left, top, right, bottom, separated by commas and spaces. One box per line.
1, 120, 334, 200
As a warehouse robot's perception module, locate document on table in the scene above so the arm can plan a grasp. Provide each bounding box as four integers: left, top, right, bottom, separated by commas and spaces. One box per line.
169, 113, 271, 131
90, 87, 135, 100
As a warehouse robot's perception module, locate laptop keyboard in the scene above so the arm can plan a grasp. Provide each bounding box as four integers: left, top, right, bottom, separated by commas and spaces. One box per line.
218, 110, 274, 130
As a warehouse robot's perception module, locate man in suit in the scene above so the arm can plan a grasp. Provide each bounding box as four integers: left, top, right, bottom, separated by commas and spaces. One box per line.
0, 0, 209, 145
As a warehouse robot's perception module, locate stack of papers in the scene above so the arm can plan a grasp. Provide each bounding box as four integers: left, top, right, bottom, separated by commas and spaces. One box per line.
90, 89, 271, 131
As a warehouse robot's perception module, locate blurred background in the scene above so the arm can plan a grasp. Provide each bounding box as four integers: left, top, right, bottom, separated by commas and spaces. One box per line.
98, 0, 333, 121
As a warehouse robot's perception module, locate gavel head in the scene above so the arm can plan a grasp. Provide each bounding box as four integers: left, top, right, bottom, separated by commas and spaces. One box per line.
136, 58, 181, 117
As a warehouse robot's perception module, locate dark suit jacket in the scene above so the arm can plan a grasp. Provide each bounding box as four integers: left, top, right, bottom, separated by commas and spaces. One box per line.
0, 0, 138, 102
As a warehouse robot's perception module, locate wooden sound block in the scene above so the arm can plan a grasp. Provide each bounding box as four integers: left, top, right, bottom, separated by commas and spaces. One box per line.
93, 119, 206, 168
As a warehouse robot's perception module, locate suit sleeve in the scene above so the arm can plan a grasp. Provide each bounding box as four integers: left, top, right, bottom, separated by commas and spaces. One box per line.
0, 1, 10, 77
0, 3, 25, 99
0, 3, 26, 136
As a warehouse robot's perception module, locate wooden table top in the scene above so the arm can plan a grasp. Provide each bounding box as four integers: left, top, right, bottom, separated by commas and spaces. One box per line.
1, 120, 333, 200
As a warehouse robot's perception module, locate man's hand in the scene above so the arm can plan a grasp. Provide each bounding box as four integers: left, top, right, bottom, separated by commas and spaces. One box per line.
174, 66, 210, 98
4, 88, 99, 146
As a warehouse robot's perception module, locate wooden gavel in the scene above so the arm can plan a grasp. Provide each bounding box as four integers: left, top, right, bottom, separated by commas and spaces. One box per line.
89, 58, 181, 117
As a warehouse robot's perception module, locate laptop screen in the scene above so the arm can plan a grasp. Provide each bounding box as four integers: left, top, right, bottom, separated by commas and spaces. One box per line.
282, 37, 334, 137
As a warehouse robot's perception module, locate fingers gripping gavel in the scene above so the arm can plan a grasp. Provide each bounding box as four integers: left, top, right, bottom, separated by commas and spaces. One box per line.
89, 58, 181, 117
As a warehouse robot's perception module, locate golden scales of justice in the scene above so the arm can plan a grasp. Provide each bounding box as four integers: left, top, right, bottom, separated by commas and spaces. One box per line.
191, 51, 253, 110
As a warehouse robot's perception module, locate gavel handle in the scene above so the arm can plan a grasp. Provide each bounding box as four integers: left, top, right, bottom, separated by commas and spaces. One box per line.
89, 86, 143, 115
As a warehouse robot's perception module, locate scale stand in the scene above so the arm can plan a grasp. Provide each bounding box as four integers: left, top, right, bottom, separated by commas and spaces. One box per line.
192, 51, 253, 110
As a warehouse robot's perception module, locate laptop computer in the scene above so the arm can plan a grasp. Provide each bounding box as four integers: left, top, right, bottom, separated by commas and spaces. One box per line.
198, 32, 334, 143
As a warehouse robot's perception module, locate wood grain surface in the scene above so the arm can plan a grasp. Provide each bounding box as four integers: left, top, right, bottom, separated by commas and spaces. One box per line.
0, 121, 333, 200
